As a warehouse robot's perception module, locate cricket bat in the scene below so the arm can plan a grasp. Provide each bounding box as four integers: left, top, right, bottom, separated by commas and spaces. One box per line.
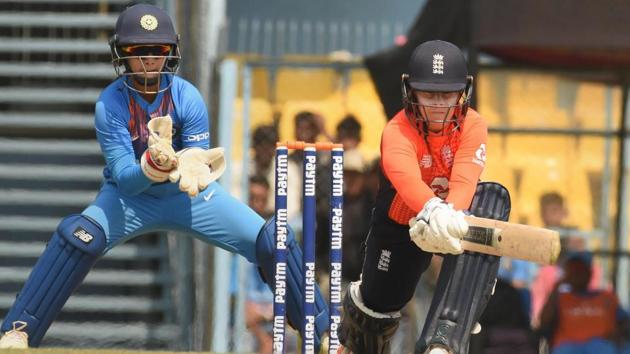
461, 216, 561, 265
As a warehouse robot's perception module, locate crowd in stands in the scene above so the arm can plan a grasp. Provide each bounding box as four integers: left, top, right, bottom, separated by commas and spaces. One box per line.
235, 110, 379, 352
476, 192, 630, 354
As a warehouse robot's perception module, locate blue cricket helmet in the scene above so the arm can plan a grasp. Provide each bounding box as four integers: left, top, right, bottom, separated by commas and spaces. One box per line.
112, 3, 178, 46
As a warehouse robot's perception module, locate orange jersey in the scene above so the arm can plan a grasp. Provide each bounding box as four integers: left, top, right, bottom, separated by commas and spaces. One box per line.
552, 290, 619, 347
374, 109, 487, 225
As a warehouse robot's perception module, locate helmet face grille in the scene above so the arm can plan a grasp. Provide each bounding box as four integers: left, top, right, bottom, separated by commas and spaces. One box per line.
402, 74, 473, 136
110, 43, 181, 94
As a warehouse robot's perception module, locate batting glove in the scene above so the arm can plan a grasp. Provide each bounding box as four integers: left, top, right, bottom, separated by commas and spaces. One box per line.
409, 197, 468, 254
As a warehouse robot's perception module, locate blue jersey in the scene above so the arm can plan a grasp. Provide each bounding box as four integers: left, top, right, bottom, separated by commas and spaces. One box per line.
94, 75, 210, 196
83, 74, 265, 258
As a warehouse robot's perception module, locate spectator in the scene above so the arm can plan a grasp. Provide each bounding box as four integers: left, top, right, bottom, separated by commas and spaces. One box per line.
540, 192, 568, 229
289, 111, 333, 235
316, 114, 363, 235
243, 175, 274, 353
251, 124, 278, 178
539, 251, 623, 354
531, 193, 605, 328
248, 175, 273, 219
294, 110, 328, 144
294, 110, 317, 143
316, 149, 371, 283
338, 149, 372, 282
336, 114, 362, 150
363, 156, 381, 205
251, 125, 278, 215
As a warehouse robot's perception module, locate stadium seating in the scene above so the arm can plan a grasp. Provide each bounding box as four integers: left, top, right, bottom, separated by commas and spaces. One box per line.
230, 97, 275, 161
274, 67, 338, 103
515, 160, 593, 230
503, 135, 575, 170
480, 134, 521, 222
575, 136, 618, 172
476, 71, 508, 127
574, 83, 622, 131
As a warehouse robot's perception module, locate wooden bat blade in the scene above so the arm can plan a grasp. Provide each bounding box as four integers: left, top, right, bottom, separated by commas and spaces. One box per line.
461, 215, 561, 265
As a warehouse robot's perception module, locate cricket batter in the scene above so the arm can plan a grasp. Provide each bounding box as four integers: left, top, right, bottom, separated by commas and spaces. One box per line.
0, 4, 329, 351
338, 40, 511, 354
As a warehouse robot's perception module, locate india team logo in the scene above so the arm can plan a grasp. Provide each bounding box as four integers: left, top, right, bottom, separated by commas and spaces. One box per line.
140, 14, 158, 31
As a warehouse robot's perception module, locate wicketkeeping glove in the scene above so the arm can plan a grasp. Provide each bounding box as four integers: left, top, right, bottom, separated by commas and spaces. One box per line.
141, 115, 178, 182
169, 147, 226, 197
409, 197, 468, 254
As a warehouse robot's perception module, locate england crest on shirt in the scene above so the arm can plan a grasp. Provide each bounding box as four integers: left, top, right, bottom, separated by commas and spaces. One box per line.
420, 154, 432, 168
441, 145, 453, 168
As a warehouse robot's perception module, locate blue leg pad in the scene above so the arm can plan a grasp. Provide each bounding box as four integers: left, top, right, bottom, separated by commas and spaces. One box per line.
1, 214, 106, 347
256, 217, 330, 351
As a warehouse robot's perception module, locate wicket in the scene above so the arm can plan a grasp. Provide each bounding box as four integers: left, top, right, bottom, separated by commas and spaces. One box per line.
273, 141, 344, 354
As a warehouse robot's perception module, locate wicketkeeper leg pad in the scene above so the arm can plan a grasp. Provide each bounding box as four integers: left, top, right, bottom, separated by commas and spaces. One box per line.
255, 217, 329, 351
1, 214, 106, 347
338, 281, 401, 354
415, 182, 510, 354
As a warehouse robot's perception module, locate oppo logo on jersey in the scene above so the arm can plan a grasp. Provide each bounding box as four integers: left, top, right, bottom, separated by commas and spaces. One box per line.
183, 132, 210, 142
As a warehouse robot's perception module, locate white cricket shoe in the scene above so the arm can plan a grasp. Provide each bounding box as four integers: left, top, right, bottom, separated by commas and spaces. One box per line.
427, 345, 452, 354
0, 321, 29, 349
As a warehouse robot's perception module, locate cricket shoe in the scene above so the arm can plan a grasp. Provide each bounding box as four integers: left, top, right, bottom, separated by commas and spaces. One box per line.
318, 334, 328, 354
336, 344, 349, 354
426, 345, 453, 354
0, 321, 28, 349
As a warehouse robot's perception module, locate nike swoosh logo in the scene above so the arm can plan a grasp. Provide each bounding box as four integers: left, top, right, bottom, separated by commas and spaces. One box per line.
203, 189, 215, 201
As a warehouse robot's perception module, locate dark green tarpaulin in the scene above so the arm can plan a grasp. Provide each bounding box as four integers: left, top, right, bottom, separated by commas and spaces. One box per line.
365, 0, 630, 117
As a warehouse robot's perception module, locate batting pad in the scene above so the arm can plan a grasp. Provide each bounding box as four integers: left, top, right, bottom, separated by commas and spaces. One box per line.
1, 214, 106, 347
255, 217, 329, 352
415, 182, 510, 354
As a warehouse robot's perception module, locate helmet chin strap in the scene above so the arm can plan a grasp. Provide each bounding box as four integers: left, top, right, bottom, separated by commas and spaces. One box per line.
132, 74, 160, 90
135, 59, 162, 93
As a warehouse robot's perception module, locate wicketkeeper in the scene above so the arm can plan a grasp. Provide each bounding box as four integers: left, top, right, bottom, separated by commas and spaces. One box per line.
0, 4, 329, 351
337, 40, 511, 354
